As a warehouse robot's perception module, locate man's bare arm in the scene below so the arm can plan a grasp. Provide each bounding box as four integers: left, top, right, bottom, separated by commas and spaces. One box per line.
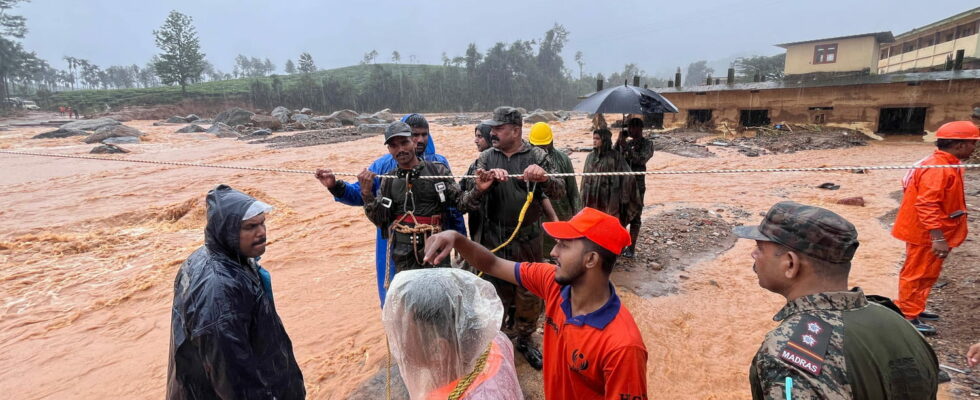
423, 231, 517, 285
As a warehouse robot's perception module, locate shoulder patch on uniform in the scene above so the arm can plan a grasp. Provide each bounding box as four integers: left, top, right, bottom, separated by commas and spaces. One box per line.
779, 314, 832, 376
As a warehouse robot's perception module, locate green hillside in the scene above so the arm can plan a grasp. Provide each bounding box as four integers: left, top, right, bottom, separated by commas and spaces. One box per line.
47, 63, 458, 111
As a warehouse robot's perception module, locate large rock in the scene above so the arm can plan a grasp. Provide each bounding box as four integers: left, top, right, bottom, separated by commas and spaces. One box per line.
90, 144, 129, 154
33, 128, 87, 139
271, 106, 291, 125
524, 111, 559, 124
300, 108, 314, 115
58, 117, 121, 132
354, 116, 384, 126
102, 136, 141, 144
370, 108, 394, 123
166, 116, 189, 123
357, 124, 387, 134
185, 114, 200, 122
214, 107, 255, 127
250, 114, 283, 131
251, 129, 272, 136
83, 124, 144, 144
176, 124, 207, 133
326, 109, 359, 125
206, 122, 240, 138
291, 113, 312, 123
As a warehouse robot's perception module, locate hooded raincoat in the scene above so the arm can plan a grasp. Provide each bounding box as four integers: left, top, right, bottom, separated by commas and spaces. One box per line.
167, 185, 305, 400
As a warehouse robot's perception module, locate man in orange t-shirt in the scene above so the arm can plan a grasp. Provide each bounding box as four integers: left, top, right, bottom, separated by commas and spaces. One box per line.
892, 120, 979, 334
425, 206, 648, 400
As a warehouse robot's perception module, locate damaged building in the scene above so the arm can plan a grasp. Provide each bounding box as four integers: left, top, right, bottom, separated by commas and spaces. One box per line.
656, 70, 979, 135
647, 7, 980, 136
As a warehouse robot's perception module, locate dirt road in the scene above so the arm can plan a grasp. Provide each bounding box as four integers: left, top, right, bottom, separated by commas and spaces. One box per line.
0, 115, 968, 398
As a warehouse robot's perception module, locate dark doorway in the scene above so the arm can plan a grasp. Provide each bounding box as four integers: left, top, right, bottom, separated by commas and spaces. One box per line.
878, 107, 927, 134
740, 109, 770, 127
644, 112, 664, 129
687, 109, 712, 127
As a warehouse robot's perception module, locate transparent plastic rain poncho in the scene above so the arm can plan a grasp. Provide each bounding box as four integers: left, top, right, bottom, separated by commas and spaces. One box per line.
382, 268, 522, 399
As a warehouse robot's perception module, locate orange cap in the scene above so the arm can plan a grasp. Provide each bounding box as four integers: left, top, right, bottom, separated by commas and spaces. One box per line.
935, 121, 980, 140
542, 207, 631, 254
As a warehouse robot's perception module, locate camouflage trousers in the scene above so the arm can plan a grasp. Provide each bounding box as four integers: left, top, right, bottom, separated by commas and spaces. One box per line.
483, 231, 544, 341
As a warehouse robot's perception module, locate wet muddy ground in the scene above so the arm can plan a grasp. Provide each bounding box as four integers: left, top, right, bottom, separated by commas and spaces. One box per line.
0, 112, 972, 399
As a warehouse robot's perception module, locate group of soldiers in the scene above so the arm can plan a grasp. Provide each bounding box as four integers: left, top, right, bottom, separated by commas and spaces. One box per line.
314, 107, 653, 368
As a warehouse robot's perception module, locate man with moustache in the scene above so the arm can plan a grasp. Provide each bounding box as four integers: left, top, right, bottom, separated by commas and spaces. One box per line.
315, 113, 466, 306
461, 123, 494, 241
167, 185, 305, 400
457, 106, 567, 370
359, 121, 471, 273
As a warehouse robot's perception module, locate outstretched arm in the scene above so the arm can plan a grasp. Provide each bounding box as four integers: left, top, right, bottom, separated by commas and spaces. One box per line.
423, 231, 516, 285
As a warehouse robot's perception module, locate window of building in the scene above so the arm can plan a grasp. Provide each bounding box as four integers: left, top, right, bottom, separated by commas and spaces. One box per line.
902, 42, 916, 53
919, 36, 934, 48
880, 49, 889, 59
957, 22, 976, 38
687, 109, 712, 127
813, 43, 837, 64
740, 110, 770, 127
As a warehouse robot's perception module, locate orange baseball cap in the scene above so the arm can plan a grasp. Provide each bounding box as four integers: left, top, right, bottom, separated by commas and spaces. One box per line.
543, 207, 632, 254
935, 121, 980, 140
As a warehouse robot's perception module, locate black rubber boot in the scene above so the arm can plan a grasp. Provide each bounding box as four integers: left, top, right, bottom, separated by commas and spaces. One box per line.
516, 339, 543, 370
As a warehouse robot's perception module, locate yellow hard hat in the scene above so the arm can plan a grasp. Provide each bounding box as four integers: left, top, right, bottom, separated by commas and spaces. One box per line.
529, 122, 553, 145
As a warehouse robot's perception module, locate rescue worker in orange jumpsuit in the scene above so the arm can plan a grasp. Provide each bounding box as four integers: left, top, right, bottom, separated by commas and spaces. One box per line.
892, 120, 979, 335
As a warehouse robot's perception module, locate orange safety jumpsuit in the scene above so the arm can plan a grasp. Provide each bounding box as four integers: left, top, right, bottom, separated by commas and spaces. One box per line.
891, 150, 968, 319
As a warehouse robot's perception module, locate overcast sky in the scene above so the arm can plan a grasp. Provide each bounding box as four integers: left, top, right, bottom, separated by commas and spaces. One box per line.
11, 0, 979, 78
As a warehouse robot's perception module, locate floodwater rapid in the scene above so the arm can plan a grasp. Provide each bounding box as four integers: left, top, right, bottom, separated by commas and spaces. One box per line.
0, 116, 950, 399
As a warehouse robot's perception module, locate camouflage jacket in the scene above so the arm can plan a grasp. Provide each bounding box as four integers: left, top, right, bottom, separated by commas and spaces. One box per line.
543, 146, 582, 221
614, 135, 654, 172
581, 148, 640, 223
363, 160, 462, 239
458, 141, 566, 243
750, 288, 939, 400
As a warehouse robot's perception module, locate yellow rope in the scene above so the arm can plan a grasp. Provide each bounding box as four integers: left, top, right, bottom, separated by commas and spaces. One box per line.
478, 187, 534, 277
447, 342, 493, 400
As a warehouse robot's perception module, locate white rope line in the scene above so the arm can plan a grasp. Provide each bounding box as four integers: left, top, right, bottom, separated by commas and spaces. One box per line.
1, 149, 978, 178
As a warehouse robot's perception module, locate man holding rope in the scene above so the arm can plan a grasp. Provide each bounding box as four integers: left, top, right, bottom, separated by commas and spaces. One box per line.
315, 113, 466, 306
458, 106, 566, 370
358, 121, 476, 273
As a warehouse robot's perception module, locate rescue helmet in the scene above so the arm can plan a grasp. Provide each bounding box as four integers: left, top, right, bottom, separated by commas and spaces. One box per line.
935, 120, 980, 140
529, 122, 553, 146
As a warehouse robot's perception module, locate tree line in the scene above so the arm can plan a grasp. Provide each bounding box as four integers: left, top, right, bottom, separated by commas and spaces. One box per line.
1, 3, 786, 113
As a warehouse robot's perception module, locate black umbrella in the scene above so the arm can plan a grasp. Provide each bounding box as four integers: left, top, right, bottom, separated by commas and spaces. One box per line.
572, 83, 679, 114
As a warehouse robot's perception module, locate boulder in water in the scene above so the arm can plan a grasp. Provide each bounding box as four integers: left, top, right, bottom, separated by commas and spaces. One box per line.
83, 124, 144, 144
90, 144, 130, 154
176, 124, 207, 133
214, 107, 255, 126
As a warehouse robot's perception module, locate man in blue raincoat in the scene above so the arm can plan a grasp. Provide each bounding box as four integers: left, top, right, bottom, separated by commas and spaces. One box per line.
315, 113, 465, 306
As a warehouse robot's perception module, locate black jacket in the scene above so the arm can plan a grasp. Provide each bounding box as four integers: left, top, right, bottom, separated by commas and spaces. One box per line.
167, 185, 305, 400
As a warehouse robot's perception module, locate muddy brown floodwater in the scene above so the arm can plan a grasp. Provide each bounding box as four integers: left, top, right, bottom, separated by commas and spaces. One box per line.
0, 113, 965, 399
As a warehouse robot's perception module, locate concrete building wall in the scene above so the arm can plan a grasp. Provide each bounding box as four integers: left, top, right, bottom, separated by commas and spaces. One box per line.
659, 79, 980, 134
784, 36, 880, 75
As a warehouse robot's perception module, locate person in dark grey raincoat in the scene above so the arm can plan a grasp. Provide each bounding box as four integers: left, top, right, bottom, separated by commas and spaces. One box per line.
167, 184, 305, 400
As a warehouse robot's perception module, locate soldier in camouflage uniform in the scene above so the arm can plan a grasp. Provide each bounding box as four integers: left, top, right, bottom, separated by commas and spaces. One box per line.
734, 201, 939, 399
461, 123, 493, 242
581, 128, 640, 225
458, 106, 566, 370
615, 118, 654, 258
361, 122, 463, 273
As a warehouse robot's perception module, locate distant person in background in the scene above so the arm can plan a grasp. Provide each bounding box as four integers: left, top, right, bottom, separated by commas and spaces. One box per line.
66, 106, 73, 119
615, 118, 654, 258
72, 107, 80, 119
581, 128, 640, 229
58, 106, 65, 116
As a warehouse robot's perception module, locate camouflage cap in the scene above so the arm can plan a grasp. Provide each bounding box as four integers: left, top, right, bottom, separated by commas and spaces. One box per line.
482, 106, 522, 127
384, 121, 413, 144
733, 201, 859, 264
